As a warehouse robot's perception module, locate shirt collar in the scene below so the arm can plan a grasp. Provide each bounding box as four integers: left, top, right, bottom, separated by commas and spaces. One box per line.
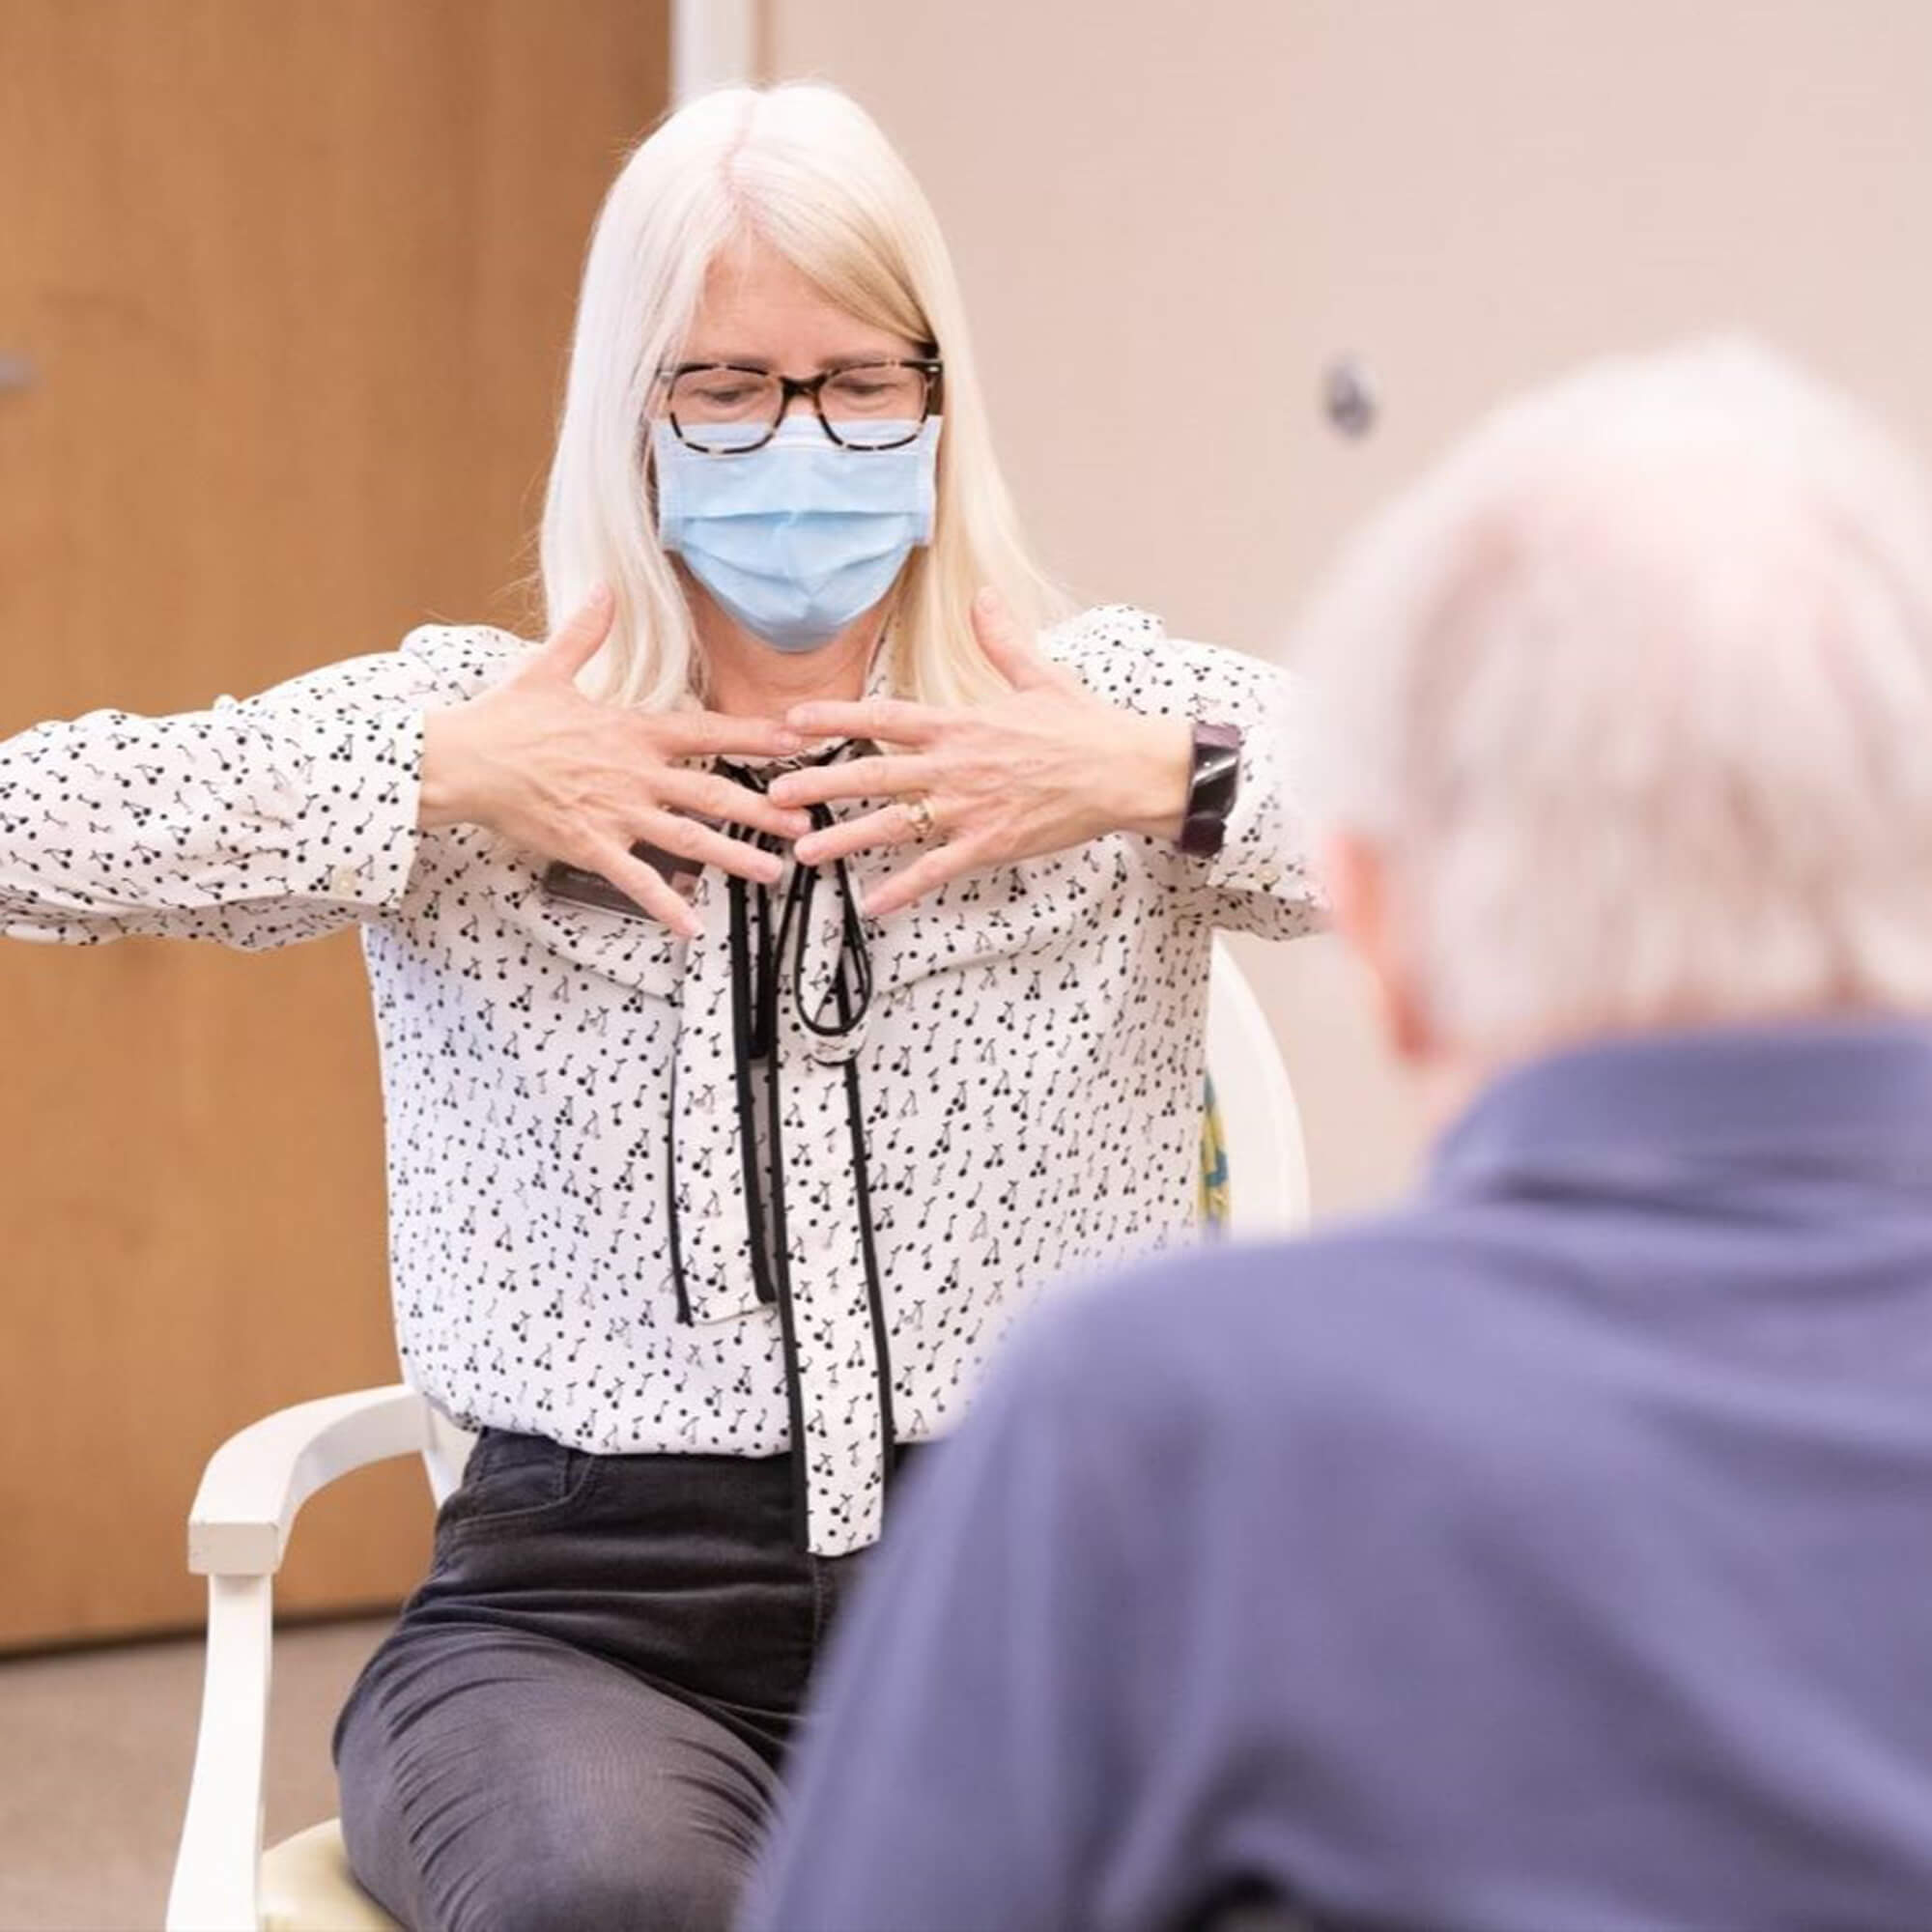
1431, 1014, 1932, 1198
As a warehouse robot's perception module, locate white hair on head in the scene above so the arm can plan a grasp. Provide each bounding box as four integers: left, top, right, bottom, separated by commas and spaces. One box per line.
1302, 337, 1932, 1056
540, 82, 1062, 711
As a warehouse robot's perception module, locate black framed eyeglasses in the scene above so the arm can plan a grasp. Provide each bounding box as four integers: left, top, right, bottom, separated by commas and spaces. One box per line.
661, 357, 943, 455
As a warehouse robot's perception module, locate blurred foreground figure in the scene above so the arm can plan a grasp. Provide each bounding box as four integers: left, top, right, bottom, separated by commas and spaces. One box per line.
745, 341, 1932, 1932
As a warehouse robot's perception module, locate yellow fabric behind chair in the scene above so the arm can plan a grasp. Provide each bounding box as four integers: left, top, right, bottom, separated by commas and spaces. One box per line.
1201, 1076, 1231, 1232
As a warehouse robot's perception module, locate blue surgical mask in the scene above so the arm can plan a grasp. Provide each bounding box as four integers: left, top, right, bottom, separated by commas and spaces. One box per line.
654, 417, 940, 653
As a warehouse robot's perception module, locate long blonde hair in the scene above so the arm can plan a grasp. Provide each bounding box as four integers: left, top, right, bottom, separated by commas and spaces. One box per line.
540, 83, 1063, 711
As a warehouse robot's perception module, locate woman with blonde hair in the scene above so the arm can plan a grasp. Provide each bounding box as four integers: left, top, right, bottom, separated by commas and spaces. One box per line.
0, 83, 1318, 1929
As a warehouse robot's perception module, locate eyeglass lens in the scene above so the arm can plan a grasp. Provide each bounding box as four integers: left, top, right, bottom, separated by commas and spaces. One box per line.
668, 364, 931, 451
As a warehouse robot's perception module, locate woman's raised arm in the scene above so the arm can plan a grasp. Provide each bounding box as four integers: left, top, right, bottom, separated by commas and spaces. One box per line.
1, 593, 819, 951
0, 633, 455, 951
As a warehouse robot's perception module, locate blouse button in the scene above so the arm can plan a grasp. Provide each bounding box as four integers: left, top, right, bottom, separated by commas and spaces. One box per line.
329, 863, 361, 896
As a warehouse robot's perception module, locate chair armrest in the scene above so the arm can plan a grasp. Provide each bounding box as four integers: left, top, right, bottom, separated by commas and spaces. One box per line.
168, 1383, 436, 1930
187, 1383, 433, 1578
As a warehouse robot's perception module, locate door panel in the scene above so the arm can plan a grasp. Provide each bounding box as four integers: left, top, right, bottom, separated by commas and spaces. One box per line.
0, 0, 668, 1646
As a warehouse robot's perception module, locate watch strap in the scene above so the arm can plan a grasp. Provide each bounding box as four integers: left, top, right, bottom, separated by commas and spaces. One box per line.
1179, 721, 1242, 858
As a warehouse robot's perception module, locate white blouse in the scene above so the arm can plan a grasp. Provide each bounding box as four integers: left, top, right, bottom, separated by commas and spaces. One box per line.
0, 606, 1320, 1553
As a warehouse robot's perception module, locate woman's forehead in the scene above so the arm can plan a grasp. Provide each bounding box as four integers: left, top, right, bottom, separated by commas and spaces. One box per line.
686, 236, 917, 367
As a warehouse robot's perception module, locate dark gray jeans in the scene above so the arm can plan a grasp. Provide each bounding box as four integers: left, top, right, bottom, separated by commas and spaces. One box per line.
333, 1431, 886, 1932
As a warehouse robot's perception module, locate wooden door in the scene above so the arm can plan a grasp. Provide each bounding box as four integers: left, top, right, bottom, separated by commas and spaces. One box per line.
0, 0, 668, 1647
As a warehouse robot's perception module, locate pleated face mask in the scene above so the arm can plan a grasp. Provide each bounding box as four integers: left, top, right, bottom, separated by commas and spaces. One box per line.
654, 417, 941, 652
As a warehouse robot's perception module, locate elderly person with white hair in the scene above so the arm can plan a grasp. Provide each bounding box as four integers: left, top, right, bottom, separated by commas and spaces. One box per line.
748, 340, 1932, 1932
0, 84, 1319, 1932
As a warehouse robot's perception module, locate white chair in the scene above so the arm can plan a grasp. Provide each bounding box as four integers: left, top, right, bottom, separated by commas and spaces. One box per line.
1206, 939, 1310, 1237
165, 940, 1308, 1931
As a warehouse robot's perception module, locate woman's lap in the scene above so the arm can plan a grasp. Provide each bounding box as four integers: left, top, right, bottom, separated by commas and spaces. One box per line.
337, 1621, 775, 1932
334, 1433, 877, 1932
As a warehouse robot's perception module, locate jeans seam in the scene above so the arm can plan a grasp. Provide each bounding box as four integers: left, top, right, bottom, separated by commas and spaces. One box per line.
809, 1556, 833, 1647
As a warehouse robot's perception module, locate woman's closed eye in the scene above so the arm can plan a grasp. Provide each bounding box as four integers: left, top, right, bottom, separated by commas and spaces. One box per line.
826, 374, 895, 404
685, 374, 766, 410
824, 368, 923, 414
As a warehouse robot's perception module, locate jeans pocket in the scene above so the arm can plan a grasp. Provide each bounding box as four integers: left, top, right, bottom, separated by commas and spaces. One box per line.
436, 1430, 600, 1546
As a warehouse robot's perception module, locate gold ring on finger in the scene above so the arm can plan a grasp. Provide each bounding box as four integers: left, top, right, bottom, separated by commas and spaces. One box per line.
903, 795, 938, 841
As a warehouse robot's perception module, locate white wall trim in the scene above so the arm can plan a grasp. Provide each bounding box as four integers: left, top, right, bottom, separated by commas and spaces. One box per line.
672, 0, 760, 101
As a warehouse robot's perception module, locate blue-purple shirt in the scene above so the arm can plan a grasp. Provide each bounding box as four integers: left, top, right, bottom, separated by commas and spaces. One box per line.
745, 1022, 1932, 1932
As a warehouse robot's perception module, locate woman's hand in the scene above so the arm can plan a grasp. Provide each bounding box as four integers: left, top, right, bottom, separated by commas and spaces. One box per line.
769, 589, 1192, 917
419, 588, 812, 938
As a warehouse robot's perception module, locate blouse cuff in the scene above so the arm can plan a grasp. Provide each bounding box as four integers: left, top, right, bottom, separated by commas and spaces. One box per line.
244, 703, 426, 910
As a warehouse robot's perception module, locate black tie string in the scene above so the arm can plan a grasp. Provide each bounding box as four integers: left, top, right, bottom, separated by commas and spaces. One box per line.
662, 743, 895, 1546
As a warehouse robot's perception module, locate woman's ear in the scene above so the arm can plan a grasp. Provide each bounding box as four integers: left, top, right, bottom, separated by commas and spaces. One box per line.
1322, 830, 1435, 1065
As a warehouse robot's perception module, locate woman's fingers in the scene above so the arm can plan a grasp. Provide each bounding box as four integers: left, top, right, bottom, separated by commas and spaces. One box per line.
584, 836, 702, 938
648, 710, 807, 761
862, 838, 986, 918
655, 765, 813, 839
633, 810, 785, 885
784, 696, 945, 746
969, 586, 1058, 691
793, 805, 925, 867
530, 585, 616, 682
767, 753, 932, 809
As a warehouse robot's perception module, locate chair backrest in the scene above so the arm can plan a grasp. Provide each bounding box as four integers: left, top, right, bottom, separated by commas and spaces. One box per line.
1207, 940, 1311, 1236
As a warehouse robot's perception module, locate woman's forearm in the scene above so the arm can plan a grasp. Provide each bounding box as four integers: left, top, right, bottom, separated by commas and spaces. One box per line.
0, 647, 448, 948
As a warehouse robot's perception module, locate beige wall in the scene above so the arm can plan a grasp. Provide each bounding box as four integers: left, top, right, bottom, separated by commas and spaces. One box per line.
768, 0, 1932, 1216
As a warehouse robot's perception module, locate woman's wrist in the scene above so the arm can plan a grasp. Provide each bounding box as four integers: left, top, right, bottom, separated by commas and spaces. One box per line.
1104, 712, 1194, 842
419, 706, 486, 831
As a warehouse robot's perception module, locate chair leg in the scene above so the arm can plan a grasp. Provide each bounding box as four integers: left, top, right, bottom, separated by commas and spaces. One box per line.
166, 1574, 271, 1931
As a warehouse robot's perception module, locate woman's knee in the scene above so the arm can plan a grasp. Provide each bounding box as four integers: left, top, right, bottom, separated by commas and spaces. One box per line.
335, 1633, 769, 1932
457, 1817, 746, 1932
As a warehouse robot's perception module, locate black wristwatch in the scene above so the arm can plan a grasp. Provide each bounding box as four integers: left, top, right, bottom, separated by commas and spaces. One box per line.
1179, 721, 1243, 858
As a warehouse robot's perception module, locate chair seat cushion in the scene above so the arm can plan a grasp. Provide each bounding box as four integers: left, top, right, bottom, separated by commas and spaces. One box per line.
260, 1818, 402, 1932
